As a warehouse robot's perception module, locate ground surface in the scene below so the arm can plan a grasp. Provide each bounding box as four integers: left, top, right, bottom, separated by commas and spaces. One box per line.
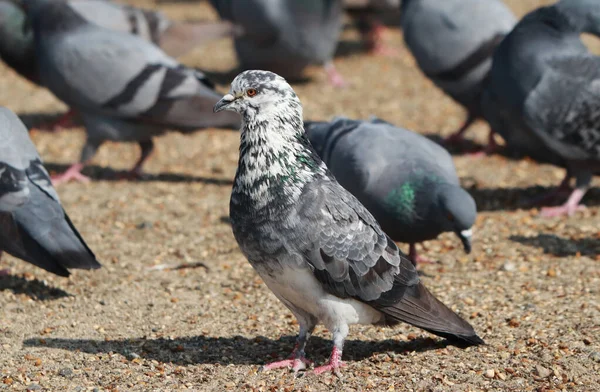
1, 0, 599, 391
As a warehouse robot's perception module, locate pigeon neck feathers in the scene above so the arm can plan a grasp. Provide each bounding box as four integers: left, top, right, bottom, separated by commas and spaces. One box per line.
26, 0, 88, 34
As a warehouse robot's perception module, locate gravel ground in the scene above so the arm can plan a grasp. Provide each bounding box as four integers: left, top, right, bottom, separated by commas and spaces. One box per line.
1, 1, 599, 391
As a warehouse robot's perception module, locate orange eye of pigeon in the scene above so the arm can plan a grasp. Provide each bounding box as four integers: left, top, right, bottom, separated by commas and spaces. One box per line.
247, 88, 257, 97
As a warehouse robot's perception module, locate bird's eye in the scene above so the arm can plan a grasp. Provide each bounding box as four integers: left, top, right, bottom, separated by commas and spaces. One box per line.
246, 88, 257, 97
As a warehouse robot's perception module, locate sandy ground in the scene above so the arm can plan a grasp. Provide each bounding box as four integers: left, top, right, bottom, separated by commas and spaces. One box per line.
1, 0, 599, 391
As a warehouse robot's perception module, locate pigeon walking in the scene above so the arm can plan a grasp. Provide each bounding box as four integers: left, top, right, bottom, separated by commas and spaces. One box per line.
305, 117, 476, 265
401, 0, 516, 153
208, 0, 346, 86
0, 106, 100, 276
482, 0, 600, 217
25, 0, 241, 183
215, 70, 483, 375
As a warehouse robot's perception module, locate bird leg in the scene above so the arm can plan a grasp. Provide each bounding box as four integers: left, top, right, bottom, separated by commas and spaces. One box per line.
34, 109, 76, 132
324, 62, 347, 88
313, 326, 347, 377
261, 322, 314, 373
540, 187, 587, 217
525, 172, 572, 207
408, 243, 435, 266
365, 22, 398, 57
51, 162, 91, 186
119, 140, 155, 180
467, 130, 499, 158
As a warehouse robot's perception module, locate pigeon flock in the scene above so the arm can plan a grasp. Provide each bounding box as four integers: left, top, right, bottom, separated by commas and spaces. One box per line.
0, 0, 598, 381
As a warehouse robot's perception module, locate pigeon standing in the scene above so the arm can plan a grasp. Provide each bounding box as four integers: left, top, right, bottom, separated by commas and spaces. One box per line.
208, 0, 346, 86
25, 0, 241, 184
482, 0, 600, 217
305, 117, 476, 265
0, 106, 100, 276
215, 70, 483, 375
400, 0, 516, 153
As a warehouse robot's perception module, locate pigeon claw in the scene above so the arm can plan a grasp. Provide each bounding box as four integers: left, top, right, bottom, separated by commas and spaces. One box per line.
260, 354, 312, 373
540, 204, 586, 218
313, 347, 345, 377
51, 163, 91, 186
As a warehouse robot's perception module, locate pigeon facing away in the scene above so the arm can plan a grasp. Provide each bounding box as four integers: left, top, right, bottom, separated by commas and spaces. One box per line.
482, 0, 600, 217
305, 117, 476, 265
401, 0, 516, 153
25, 0, 241, 183
0, 106, 100, 276
215, 70, 483, 375
0, 0, 239, 84
209, 0, 346, 86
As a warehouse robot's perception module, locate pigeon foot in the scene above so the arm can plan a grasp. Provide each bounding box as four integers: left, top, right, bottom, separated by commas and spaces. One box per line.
324, 63, 348, 88
260, 344, 312, 373
540, 188, 586, 217
313, 346, 345, 377
52, 163, 91, 185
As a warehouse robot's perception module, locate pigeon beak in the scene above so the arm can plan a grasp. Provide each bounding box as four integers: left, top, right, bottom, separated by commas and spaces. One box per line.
456, 228, 472, 254
213, 94, 235, 113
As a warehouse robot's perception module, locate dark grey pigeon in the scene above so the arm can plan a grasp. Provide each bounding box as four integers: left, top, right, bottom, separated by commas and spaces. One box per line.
214, 70, 483, 376
305, 117, 476, 265
208, 0, 346, 86
401, 0, 516, 152
482, 0, 600, 217
24, 0, 241, 184
0, 0, 238, 85
0, 106, 100, 277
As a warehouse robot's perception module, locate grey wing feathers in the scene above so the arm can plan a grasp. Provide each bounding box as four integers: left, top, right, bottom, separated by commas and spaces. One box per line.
524, 56, 600, 159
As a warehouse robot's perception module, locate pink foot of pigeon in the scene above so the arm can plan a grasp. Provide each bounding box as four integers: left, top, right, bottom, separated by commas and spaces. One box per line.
408, 243, 436, 266
0, 269, 10, 277
313, 346, 345, 377
540, 188, 587, 217
51, 163, 91, 185
260, 344, 313, 373
324, 63, 348, 88
366, 25, 399, 57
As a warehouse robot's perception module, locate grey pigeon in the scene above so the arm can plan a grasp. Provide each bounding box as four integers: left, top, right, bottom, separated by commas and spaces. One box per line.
0, 0, 239, 85
0, 106, 100, 276
208, 0, 346, 86
25, 0, 241, 183
305, 117, 476, 265
481, 0, 600, 217
401, 0, 516, 152
344, 0, 400, 55
215, 70, 483, 375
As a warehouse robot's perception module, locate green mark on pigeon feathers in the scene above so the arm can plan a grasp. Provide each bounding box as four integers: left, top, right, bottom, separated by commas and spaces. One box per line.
385, 182, 416, 218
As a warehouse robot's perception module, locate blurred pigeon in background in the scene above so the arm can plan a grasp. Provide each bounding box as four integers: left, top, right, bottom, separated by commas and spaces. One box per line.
208, 0, 346, 86
305, 117, 476, 265
401, 0, 516, 154
25, 0, 241, 184
216, 70, 483, 375
344, 0, 400, 55
0, 106, 101, 277
482, 0, 600, 217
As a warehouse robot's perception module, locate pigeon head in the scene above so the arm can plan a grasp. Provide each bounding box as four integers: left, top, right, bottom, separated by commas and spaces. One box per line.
214, 70, 302, 125
555, 0, 600, 36
437, 184, 477, 254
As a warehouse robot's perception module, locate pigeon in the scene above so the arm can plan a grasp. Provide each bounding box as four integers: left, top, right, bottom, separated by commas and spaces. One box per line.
208, 0, 346, 86
0, 106, 101, 276
25, 0, 241, 183
215, 70, 483, 375
344, 0, 400, 56
0, 0, 239, 84
481, 0, 600, 217
305, 117, 476, 265
400, 0, 516, 153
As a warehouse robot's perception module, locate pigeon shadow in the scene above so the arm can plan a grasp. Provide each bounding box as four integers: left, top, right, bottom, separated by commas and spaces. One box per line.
43, 163, 233, 186
0, 275, 71, 301
421, 133, 523, 159
18, 111, 80, 130
467, 186, 600, 212
23, 334, 450, 366
510, 234, 600, 257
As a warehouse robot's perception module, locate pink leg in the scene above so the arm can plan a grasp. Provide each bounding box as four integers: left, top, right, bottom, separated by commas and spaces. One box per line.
467, 131, 499, 158
324, 62, 347, 88
444, 114, 476, 146
540, 188, 587, 217
408, 243, 435, 266
117, 141, 154, 180
261, 343, 313, 372
34, 110, 76, 132
313, 346, 345, 376
51, 163, 91, 185
366, 24, 398, 57
526, 174, 572, 207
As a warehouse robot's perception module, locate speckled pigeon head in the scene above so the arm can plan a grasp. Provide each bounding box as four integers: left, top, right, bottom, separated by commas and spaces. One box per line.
213, 70, 301, 122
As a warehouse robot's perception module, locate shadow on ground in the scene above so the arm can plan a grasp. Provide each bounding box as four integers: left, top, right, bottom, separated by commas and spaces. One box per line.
23, 335, 451, 366
510, 234, 600, 257
0, 275, 71, 301
43, 163, 233, 185
466, 186, 600, 212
